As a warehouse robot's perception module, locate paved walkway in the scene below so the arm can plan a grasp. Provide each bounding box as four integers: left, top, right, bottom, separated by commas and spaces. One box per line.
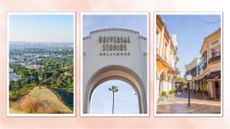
157, 92, 221, 114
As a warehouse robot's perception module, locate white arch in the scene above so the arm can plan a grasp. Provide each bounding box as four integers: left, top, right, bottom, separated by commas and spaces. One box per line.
159, 70, 168, 81
83, 65, 147, 114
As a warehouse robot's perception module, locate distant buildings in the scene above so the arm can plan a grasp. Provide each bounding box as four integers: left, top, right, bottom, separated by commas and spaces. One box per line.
185, 28, 221, 100
184, 57, 200, 91
9, 42, 73, 82
9, 68, 21, 81
156, 15, 179, 99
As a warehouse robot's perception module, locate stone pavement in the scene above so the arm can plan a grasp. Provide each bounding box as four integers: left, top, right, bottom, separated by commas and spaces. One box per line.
157, 92, 221, 114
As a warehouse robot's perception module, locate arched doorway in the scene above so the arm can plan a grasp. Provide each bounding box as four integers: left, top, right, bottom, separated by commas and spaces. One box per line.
90, 80, 139, 114
83, 65, 147, 114
159, 71, 167, 95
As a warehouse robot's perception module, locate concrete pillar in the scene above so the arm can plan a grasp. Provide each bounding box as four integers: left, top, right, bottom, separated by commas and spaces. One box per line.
157, 77, 160, 96
166, 81, 169, 92
213, 82, 216, 99
208, 81, 214, 98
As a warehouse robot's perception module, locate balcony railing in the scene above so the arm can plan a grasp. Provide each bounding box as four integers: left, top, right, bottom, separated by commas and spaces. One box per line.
209, 55, 220, 64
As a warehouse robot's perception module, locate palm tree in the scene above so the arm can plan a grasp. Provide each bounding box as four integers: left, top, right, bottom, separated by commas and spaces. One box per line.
109, 85, 119, 114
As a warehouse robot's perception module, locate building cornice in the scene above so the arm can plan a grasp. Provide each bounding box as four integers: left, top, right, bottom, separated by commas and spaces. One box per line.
157, 15, 178, 50
200, 28, 221, 54
83, 28, 147, 41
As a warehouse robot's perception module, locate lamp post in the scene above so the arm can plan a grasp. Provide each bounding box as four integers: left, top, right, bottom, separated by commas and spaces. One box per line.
186, 74, 192, 106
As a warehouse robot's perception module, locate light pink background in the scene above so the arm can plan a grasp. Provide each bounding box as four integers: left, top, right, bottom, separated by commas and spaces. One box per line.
0, 0, 230, 129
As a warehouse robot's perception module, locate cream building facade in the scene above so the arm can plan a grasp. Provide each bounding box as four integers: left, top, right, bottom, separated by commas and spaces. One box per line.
194, 28, 221, 100
156, 15, 179, 99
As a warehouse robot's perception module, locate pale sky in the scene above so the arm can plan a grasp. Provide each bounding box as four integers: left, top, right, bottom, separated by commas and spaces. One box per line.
83, 14, 147, 37
9, 14, 74, 42
91, 80, 139, 114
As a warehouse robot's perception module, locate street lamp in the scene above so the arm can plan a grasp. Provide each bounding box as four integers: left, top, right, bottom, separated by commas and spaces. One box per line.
186, 74, 192, 106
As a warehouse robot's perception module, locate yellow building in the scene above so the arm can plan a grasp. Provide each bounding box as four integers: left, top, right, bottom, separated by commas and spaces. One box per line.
195, 28, 221, 100
156, 15, 179, 99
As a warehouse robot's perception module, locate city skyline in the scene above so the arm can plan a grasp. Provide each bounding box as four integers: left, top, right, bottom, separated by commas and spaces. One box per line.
8, 13, 75, 115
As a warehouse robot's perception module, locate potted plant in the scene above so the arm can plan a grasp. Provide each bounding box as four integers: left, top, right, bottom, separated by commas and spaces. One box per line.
159, 90, 167, 101
169, 89, 175, 98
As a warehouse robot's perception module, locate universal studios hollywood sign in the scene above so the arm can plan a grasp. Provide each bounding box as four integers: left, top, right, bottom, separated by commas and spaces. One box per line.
99, 36, 131, 56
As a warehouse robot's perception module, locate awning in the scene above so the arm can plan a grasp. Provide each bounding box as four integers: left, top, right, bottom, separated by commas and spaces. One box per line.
207, 71, 221, 80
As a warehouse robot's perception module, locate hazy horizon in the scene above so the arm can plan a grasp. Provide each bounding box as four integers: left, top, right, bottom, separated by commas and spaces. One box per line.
9, 41, 74, 43
9, 14, 74, 43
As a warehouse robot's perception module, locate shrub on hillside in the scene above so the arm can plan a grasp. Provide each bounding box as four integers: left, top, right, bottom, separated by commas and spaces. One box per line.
19, 97, 59, 113
20, 97, 43, 113
9, 91, 20, 101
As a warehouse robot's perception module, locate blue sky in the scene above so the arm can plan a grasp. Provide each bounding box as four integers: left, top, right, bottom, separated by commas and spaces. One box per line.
83, 14, 147, 37
91, 80, 139, 114
84, 14, 147, 114
160, 15, 221, 76
9, 14, 74, 42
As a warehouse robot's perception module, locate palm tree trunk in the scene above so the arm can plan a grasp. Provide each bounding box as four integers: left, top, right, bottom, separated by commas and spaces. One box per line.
112, 91, 114, 114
